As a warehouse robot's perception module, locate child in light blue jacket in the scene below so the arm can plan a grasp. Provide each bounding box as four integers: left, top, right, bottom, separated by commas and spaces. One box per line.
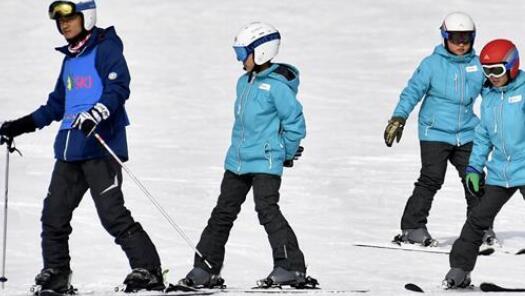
384, 12, 487, 245
179, 22, 315, 289
445, 39, 524, 288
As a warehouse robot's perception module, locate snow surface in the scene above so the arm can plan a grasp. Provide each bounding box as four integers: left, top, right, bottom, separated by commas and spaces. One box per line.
1, 0, 525, 295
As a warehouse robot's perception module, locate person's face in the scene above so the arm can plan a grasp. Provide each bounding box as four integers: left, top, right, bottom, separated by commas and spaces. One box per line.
58, 14, 83, 40
488, 74, 510, 88
447, 40, 472, 56
243, 53, 256, 72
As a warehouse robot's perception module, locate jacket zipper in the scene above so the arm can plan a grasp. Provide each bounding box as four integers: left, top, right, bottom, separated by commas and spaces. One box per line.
456, 66, 464, 146
237, 74, 256, 171
499, 91, 510, 187
63, 130, 71, 161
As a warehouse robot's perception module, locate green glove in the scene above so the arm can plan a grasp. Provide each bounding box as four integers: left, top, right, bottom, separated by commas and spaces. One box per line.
466, 172, 480, 193
384, 116, 406, 147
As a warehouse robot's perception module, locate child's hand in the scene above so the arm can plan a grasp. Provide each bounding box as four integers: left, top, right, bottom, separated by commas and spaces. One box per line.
384, 117, 406, 147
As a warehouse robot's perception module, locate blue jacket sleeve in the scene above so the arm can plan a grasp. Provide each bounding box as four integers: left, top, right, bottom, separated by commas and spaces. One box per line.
271, 83, 306, 160
95, 39, 131, 114
392, 57, 432, 119
468, 104, 493, 172
31, 61, 66, 129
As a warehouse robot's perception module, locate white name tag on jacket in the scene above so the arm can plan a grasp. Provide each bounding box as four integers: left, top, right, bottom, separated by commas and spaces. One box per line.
259, 83, 271, 91
465, 65, 478, 72
509, 95, 522, 104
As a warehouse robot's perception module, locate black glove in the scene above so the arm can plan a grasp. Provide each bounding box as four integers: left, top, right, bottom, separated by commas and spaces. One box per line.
384, 116, 406, 147
0, 114, 36, 139
72, 103, 110, 137
284, 146, 304, 167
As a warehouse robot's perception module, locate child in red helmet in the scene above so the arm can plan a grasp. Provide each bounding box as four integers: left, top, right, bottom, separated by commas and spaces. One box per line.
444, 39, 523, 289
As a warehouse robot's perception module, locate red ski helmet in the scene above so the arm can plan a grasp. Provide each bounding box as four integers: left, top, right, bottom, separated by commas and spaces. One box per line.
480, 39, 520, 79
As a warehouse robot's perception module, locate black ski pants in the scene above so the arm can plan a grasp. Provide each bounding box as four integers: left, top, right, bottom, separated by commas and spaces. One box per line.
450, 185, 525, 271
41, 159, 161, 270
401, 141, 479, 230
194, 170, 306, 274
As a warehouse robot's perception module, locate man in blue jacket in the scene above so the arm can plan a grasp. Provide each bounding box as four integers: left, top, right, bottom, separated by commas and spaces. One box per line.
384, 12, 488, 246
444, 39, 525, 289
0, 1, 164, 294
179, 22, 313, 289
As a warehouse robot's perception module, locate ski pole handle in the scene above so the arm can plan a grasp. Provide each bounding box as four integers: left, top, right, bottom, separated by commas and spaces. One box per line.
93, 133, 213, 269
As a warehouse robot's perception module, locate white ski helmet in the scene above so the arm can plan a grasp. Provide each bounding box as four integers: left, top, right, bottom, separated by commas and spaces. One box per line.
49, 0, 97, 31
440, 12, 475, 42
233, 22, 281, 65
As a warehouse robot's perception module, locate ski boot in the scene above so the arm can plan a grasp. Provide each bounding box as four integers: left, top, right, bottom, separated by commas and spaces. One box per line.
177, 267, 225, 289
122, 267, 165, 292
443, 267, 471, 289
32, 267, 74, 296
256, 267, 318, 289
482, 228, 499, 246
393, 228, 438, 247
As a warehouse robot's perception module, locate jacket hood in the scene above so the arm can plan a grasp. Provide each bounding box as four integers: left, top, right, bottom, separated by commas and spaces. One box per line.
255, 63, 300, 94
56, 26, 123, 56
433, 44, 476, 64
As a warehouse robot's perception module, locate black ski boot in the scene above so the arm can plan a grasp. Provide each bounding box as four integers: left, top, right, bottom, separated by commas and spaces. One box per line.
257, 267, 318, 289
32, 267, 74, 295
178, 267, 225, 289
482, 228, 498, 246
443, 267, 471, 289
393, 228, 438, 247
123, 267, 165, 292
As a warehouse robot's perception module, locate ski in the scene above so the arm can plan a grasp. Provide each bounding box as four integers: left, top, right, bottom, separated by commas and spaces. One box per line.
243, 289, 369, 294
404, 283, 423, 293
31, 285, 94, 296
33, 290, 94, 296
353, 242, 450, 254
478, 247, 495, 256
215, 287, 368, 294
515, 248, 525, 255
480, 282, 525, 292
404, 283, 478, 293
354, 242, 500, 256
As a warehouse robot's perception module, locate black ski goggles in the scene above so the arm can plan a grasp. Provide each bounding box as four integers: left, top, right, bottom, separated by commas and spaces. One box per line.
48, 1, 95, 20
444, 31, 475, 45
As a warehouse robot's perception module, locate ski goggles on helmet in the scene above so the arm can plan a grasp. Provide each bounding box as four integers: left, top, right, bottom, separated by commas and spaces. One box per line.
442, 31, 475, 45
233, 32, 281, 62
48, 1, 95, 20
482, 63, 507, 78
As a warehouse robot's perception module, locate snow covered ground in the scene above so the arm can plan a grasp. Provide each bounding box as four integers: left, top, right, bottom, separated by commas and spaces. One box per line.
1, 0, 525, 295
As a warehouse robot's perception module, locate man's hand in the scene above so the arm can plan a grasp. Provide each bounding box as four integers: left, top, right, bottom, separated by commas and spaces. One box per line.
72, 103, 110, 137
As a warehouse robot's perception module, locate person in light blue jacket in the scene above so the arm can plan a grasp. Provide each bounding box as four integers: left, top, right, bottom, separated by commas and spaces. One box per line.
444, 39, 525, 288
384, 12, 487, 246
179, 22, 315, 289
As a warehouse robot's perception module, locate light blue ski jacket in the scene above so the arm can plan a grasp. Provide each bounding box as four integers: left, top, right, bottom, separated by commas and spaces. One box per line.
224, 63, 306, 176
392, 45, 484, 146
469, 71, 525, 187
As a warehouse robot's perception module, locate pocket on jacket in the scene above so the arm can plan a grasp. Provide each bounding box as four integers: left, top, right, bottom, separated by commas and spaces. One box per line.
264, 143, 273, 169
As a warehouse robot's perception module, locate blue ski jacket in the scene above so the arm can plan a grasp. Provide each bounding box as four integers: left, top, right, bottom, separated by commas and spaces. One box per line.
224, 63, 306, 176
392, 45, 484, 146
469, 71, 525, 187
31, 27, 130, 161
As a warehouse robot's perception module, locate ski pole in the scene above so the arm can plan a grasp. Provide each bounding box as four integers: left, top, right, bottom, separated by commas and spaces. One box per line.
93, 133, 212, 269
0, 136, 19, 289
